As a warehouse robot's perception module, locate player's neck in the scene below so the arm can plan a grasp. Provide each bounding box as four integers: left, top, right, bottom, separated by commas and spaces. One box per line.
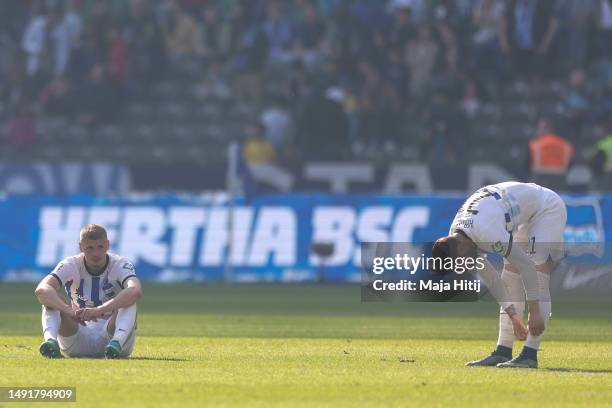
84, 255, 110, 276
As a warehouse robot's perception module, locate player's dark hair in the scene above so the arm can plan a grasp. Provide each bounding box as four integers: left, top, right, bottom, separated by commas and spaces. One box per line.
431, 236, 458, 275
79, 224, 108, 242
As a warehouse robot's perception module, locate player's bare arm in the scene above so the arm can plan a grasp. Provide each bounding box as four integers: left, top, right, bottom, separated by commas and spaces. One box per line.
505, 246, 546, 336
35, 275, 82, 325
468, 253, 528, 340
450, 232, 528, 339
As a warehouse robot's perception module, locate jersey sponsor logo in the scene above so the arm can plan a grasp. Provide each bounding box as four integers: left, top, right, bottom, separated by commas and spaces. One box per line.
122, 262, 135, 271
74, 292, 95, 308
102, 278, 116, 298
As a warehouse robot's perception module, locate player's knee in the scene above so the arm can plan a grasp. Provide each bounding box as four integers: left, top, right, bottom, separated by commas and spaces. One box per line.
58, 310, 71, 319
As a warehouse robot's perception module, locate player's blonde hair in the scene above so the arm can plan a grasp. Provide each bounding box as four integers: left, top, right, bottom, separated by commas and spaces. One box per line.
79, 224, 108, 243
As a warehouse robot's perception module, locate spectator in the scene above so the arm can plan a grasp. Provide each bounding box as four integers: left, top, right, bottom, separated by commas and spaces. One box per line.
6, 95, 35, 148
292, 1, 326, 69
232, 26, 268, 104
384, 48, 409, 103
316, 57, 343, 91
470, 0, 505, 79
123, 0, 165, 94
201, 5, 225, 60
355, 60, 402, 151
405, 25, 438, 96
595, 0, 612, 59
563, 68, 592, 138
432, 4, 458, 73
589, 116, 612, 189
461, 80, 481, 118
243, 122, 277, 165
38, 76, 74, 118
74, 64, 123, 124
557, 0, 597, 69
602, 72, 612, 119
424, 91, 468, 165
194, 56, 231, 101
161, 0, 203, 77
261, 96, 293, 151
223, 1, 249, 58
64, 0, 83, 53
388, 0, 427, 23
296, 91, 350, 160
590, 132, 612, 175
388, 4, 416, 52
500, 0, 561, 80
107, 23, 128, 84
286, 59, 313, 112
262, 0, 293, 66
85, 0, 111, 62
22, 6, 71, 84
528, 117, 574, 187
365, 31, 389, 73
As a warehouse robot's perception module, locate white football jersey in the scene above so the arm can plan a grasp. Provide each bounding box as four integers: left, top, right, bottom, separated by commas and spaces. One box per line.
450, 182, 558, 256
49, 252, 137, 309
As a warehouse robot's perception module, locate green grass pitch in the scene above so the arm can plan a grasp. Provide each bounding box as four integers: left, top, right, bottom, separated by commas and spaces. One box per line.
1, 283, 611, 407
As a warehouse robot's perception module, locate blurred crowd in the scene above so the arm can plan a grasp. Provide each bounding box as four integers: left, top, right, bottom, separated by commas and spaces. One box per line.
1, 0, 612, 177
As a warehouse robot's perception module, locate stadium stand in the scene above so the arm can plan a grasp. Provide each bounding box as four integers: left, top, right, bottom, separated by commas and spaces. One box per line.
1, 0, 611, 182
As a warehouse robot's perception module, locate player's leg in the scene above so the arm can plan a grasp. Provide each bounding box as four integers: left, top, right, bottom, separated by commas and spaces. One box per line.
104, 304, 137, 358
466, 224, 529, 367
495, 265, 526, 353
40, 306, 79, 358
497, 262, 552, 368
465, 263, 526, 366
498, 196, 566, 368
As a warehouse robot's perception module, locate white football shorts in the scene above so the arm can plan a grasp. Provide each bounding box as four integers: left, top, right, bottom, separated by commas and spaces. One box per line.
58, 317, 135, 358
512, 189, 567, 266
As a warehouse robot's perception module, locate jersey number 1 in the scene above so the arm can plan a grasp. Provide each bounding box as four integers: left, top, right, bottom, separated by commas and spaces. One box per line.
528, 237, 536, 254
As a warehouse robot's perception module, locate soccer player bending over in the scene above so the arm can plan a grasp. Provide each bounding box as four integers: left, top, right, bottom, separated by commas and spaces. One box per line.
432, 182, 566, 368
35, 224, 141, 359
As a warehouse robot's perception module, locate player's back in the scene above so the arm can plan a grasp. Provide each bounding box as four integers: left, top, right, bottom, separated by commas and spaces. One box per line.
488, 181, 558, 226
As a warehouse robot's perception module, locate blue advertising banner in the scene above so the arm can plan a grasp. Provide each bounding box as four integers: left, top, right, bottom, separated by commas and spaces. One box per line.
0, 193, 609, 283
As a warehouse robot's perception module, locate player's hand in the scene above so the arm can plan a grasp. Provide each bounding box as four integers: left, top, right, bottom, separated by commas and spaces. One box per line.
67, 304, 86, 326
510, 314, 528, 340
528, 310, 545, 337
79, 307, 104, 322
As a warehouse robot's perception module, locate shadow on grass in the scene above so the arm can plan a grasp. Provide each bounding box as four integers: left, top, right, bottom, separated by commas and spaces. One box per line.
543, 367, 612, 374
128, 356, 189, 362
64, 356, 189, 361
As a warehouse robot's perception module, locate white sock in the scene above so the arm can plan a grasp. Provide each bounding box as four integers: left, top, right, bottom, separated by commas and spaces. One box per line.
112, 304, 137, 347
42, 306, 60, 342
497, 268, 525, 349
525, 272, 551, 350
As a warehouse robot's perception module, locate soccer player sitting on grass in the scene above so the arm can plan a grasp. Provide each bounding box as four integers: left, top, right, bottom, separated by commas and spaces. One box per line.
35, 224, 141, 359
432, 182, 566, 368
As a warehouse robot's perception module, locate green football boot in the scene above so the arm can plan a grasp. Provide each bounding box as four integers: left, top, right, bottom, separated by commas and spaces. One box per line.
39, 339, 62, 359
465, 353, 510, 367
104, 339, 122, 359
497, 356, 538, 369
